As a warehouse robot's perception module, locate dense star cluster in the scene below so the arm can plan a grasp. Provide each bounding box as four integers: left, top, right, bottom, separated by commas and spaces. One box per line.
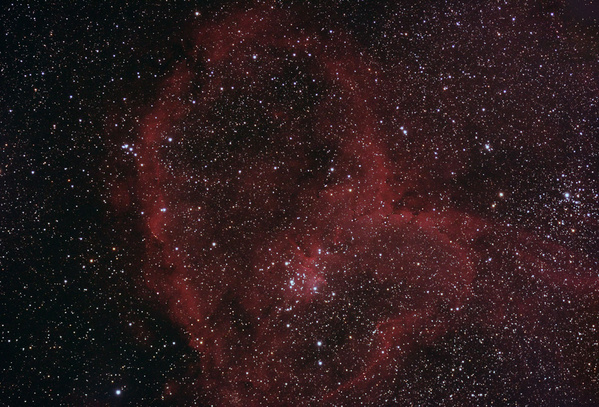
2, 1, 598, 405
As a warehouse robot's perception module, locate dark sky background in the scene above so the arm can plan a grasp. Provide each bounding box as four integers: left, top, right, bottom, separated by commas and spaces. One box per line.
1, 1, 598, 406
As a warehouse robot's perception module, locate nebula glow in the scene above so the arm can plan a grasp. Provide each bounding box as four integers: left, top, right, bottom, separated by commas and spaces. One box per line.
120, 5, 598, 405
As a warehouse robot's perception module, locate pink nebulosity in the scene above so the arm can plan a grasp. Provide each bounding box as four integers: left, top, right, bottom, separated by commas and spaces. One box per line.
120, 5, 599, 406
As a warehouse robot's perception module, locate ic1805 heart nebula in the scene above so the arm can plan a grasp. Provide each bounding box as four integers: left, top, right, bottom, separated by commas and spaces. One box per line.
114, 2, 598, 405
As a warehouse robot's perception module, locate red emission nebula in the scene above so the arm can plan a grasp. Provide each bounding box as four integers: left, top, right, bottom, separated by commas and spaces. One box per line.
115, 5, 598, 406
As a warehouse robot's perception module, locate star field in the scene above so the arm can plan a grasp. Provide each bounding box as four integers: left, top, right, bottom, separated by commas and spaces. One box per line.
2, 1, 598, 405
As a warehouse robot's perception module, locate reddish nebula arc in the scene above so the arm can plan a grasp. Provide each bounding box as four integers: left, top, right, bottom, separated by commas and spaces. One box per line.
125, 5, 598, 406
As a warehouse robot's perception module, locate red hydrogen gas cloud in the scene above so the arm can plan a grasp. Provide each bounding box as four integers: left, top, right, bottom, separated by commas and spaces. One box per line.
124, 5, 598, 406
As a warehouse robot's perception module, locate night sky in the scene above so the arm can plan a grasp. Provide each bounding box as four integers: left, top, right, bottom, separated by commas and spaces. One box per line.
2, 1, 598, 406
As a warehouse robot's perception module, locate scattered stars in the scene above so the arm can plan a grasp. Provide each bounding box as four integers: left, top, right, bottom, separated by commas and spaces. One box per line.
4, 1, 597, 406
